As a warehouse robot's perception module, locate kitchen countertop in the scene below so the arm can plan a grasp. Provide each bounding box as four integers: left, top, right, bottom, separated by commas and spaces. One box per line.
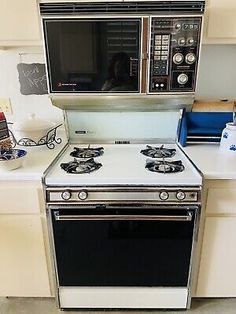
0, 135, 67, 181
1, 140, 235, 181
181, 144, 236, 180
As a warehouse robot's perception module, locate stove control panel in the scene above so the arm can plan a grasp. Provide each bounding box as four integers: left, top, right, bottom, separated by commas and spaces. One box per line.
48, 187, 200, 204
149, 17, 202, 93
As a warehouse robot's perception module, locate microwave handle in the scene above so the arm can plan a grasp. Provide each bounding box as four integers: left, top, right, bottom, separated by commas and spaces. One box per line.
54, 212, 193, 222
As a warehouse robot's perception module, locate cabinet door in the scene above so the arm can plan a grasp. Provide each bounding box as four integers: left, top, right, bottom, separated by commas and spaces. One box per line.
0, 0, 41, 43
0, 215, 51, 297
196, 217, 236, 297
207, 0, 236, 39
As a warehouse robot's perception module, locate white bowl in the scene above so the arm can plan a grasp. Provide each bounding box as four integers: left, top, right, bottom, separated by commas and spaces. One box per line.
0, 149, 27, 171
11, 114, 55, 144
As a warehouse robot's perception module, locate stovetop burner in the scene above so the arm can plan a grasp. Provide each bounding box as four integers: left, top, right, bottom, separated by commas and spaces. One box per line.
60, 158, 102, 174
70, 146, 104, 159
146, 159, 185, 174
140, 145, 176, 158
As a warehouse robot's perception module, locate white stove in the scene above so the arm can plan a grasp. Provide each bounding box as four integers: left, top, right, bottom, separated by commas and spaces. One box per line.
43, 111, 202, 310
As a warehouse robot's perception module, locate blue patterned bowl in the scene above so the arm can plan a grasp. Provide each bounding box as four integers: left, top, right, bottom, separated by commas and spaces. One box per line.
0, 149, 27, 170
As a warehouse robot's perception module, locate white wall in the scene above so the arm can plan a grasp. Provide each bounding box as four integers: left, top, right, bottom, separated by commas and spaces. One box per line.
0, 46, 63, 123
196, 44, 236, 99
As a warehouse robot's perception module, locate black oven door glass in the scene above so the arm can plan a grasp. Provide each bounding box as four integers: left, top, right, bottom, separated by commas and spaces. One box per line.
43, 19, 141, 93
51, 206, 197, 287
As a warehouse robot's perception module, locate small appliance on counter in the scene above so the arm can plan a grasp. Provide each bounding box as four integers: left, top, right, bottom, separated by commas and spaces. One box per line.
178, 110, 234, 146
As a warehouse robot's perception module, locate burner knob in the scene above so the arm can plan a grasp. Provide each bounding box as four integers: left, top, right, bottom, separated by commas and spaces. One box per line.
159, 191, 169, 201
61, 190, 72, 201
78, 190, 88, 201
176, 191, 186, 200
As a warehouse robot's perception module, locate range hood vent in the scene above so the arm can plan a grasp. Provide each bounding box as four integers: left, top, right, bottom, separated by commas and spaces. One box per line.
40, 1, 205, 16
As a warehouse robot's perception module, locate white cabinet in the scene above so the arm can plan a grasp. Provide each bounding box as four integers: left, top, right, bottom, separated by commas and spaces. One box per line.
0, 181, 51, 297
196, 180, 236, 297
203, 0, 236, 43
0, 0, 41, 46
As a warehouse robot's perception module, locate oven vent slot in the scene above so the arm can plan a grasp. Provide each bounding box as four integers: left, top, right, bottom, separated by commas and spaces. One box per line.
40, 1, 205, 16
115, 140, 130, 144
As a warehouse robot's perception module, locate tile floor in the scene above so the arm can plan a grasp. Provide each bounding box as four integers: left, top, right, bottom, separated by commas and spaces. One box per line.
0, 298, 236, 314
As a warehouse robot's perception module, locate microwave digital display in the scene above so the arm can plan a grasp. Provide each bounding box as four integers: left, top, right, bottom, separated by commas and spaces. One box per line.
43, 19, 141, 93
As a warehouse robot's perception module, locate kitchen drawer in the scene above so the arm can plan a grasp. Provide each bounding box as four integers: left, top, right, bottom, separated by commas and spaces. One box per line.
0, 183, 43, 214
205, 188, 236, 215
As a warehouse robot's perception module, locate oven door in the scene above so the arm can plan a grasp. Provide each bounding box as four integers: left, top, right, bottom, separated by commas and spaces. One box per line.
49, 205, 198, 288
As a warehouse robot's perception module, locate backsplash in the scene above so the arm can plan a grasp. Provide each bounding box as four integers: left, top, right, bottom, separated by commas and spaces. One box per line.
0, 44, 235, 124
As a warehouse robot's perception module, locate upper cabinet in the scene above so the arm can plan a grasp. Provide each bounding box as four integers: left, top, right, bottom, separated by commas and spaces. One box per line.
0, 0, 41, 47
203, 0, 236, 43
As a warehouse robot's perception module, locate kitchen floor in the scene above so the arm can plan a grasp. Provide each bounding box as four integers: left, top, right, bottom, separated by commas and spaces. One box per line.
0, 298, 236, 314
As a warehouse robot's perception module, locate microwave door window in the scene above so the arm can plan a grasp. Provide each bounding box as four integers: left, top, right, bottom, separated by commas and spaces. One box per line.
44, 19, 141, 93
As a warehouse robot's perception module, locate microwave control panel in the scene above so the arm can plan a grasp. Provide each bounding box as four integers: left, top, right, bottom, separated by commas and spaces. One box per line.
149, 17, 202, 93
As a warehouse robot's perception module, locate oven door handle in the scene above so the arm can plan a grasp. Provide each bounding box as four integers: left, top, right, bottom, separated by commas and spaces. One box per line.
54, 212, 193, 222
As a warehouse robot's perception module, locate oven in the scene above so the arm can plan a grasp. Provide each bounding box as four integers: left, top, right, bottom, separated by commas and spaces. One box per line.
46, 186, 201, 309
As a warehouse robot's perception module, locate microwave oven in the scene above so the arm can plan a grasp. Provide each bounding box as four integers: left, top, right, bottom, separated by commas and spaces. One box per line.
40, 1, 205, 97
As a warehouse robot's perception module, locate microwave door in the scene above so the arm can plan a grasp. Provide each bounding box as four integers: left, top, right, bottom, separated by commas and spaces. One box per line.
43, 18, 142, 94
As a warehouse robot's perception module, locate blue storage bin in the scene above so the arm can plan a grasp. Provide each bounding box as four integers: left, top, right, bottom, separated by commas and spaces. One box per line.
178, 110, 233, 147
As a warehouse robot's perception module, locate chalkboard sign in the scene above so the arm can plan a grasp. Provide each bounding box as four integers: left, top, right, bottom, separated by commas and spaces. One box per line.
17, 63, 48, 95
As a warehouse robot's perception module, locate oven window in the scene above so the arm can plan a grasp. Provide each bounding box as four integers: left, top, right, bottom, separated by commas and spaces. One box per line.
43, 19, 141, 93
51, 207, 196, 287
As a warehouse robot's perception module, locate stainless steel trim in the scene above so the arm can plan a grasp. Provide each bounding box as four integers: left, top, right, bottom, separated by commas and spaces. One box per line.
42, 142, 69, 186
46, 206, 61, 308
54, 212, 193, 221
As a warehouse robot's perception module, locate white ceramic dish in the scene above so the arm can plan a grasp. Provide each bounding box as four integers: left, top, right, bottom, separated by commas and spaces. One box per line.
0, 149, 27, 170
11, 114, 55, 144
220, 122, 236, 153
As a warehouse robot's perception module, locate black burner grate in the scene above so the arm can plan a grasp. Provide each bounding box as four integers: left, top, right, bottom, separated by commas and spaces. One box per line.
70, 146, 104, 159
60, 158, 102, 174
140, 145, 176, 158
146, 159, 185, 173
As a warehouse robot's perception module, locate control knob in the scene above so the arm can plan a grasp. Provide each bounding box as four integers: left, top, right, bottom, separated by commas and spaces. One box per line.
61, 190, 72, 201
178, 37, 186, 46
187, 37, 194, 45
174, 23, 181, 31
176, 191, 186, 200
78, 190, 88, 200
173, 53, 184, 65
185, 53, 196, 64
177, 73, 189, 85
159, 191, 169, 201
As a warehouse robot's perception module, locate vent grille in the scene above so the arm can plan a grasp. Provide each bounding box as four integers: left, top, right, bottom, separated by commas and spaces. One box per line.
40, 1, 205, 16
